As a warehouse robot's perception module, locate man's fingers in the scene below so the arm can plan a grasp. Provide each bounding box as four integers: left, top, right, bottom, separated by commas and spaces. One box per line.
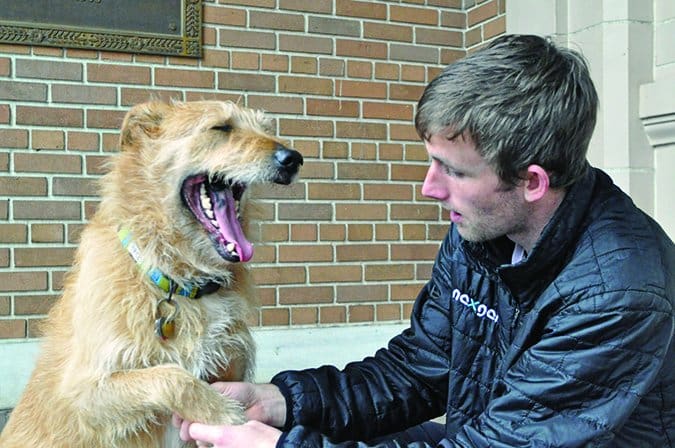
189, 422, 227, 444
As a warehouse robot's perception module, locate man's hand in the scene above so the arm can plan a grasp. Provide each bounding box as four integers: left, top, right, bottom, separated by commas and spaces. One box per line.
209, 382, 287, 427
185, 420, 281, 448
172, 382, 287, 445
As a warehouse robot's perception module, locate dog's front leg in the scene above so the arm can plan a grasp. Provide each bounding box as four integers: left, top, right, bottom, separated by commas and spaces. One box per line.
83, 364, 245, 433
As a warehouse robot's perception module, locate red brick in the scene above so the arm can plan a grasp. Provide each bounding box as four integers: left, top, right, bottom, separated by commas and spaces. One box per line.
306, 99, 359, 117
280, 76, 333, 95
86, 109, 126, 129
251, 10, 304, 31
14, 153, 81, 174
323, 141, 349, 158
203, 5, 246, 25
53, 177, 99, 196
365, 264, 415, 281
281, 0, 332, 13
232, 52, 260, 70
261, 54, 289, 72
0, 223, 27, 243
401, 224, 425, 240
291, 307, 319, 325
336, 39, 387, 59
252, 266, 306, 285
350, 143, 377, 160
375, 224, 400, 241
15, 247, 75, 267
337, 162, 387, 180
279, 244, 333, 262
336, 0, 386, 19
391, 243, 440, 261
391, 204, 440, 221
392, 283, 426, 301
14, 294, 59, 315
0, 271, 48, 292
290, 224, 317, 241
319, 224, 346, 241
308, 183, 360, 200
390, 84, 426, 101
278, 286, 333, 304
279, 119, 333, 137
348, 224, 373, 241
0, 319, 26, 338
349, 304, 374, 322
391, 5, 438, 25
13, 200, 81, 220
0, 129, 28, 148
336, 244, 388, 261
31, 224, 64, 243
336, 80, 387, 99
219, 29, 276, 50
261, 308, 290, 326
364, 23, 413, 42
377, 303, 403, 321
278, 203, 333, 221
219, 73, 275, 92
391, 164, 427, 181
32, 130, 65, 150
67, 132, 100, 151
468, 0, 499, 26
336, 122, 386, 140
363, 102, 414, 120
280, 35, 333, 54
120, 88, 183, 106
309, 264, 362, 283
375, 63, 399, 81
320, 305, 346, 324
16, 106, 83, 127
337, 284, 387, 303
0, 177, 47, 196
247, 95, 303, 114
52, 84, 117, 105
155, 68, 214, 88
0, 296, 9, 315
88, 64, 151, 84
336, 203, 387, 220
364, 184, 413, 201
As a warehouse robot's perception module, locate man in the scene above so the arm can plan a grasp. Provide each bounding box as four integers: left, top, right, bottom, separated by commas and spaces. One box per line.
175, 34, 674, 447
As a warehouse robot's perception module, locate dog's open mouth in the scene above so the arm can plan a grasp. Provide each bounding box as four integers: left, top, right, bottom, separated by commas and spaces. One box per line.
181, 175, 252, 263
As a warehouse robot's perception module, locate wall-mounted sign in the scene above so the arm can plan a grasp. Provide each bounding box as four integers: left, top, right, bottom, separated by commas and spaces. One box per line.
0, 0, 202, 57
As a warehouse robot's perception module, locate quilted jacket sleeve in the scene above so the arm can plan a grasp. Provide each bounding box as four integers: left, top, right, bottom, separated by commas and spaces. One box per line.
270, 281, 452, 446
449, 288, 674, 447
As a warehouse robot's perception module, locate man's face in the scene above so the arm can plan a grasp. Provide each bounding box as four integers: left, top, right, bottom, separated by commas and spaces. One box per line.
421, 132, 529, 243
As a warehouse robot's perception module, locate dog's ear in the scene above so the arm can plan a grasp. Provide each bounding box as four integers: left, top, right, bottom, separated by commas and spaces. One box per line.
119, 101, 172, 149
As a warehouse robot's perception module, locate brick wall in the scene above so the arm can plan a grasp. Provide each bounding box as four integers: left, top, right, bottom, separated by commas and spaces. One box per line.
0, 0, 506, 339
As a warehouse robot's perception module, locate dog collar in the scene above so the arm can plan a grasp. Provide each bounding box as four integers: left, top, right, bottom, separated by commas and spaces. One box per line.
117, 227, 221, 299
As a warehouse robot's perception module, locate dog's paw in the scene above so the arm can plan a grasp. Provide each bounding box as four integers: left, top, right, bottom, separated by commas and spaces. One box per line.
176, 385, 246, 426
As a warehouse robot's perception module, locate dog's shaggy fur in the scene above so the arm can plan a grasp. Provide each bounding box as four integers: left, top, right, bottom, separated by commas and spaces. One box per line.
0, 101, 302, 447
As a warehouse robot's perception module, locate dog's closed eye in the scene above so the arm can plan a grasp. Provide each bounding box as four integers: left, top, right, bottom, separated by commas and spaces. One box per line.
212, 124, 233, 133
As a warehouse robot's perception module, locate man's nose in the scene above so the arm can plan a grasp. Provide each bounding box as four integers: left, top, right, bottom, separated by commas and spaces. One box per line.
421, 164, 446, 201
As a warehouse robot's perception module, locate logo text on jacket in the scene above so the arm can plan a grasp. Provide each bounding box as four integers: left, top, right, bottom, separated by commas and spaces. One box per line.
452, 289, 499, 323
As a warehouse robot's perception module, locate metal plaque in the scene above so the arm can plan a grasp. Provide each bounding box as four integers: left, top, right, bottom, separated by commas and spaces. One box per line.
0, 0, 201, 57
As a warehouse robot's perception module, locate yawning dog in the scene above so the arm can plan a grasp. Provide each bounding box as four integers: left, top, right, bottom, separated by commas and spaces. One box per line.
0, 101, 303, 447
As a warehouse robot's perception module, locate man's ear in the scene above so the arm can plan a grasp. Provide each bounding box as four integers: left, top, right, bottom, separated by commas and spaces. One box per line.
523, 165, 550, 203
119, 101, 172, 149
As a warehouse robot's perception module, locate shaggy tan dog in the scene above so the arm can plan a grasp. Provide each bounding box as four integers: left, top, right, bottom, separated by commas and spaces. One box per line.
0, 101, 303, 447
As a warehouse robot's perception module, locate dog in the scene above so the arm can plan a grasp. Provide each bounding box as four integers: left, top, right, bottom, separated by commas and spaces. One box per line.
0, 100, 303, 447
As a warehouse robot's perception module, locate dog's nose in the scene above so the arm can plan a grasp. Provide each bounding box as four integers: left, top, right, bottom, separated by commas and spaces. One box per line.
274, 147, 303, 169
272, 146, 303, 185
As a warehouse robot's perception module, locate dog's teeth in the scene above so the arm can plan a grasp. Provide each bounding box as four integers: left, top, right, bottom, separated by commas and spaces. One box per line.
205, 208, 214, 219
200, 195, 212, 211
226, 242, 236, 253
210, 219, 219, 228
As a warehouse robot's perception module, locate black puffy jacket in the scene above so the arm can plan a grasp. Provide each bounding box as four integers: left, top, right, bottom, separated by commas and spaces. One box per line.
272, 167, 674, 447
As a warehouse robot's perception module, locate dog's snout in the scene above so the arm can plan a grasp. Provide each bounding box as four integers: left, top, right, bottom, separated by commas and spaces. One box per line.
274, 146, 303, 169
272, 146, 303, 185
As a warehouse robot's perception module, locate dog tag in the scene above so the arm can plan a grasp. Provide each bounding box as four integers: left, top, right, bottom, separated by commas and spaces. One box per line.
154, 297, 178, 341
155, 316, 175, 340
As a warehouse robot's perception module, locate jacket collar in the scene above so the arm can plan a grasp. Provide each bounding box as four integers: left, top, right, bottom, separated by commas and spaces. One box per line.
465, 165, 598, 306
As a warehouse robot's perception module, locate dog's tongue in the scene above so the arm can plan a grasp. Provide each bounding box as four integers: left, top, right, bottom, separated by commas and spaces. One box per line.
213, 189, 253, 262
